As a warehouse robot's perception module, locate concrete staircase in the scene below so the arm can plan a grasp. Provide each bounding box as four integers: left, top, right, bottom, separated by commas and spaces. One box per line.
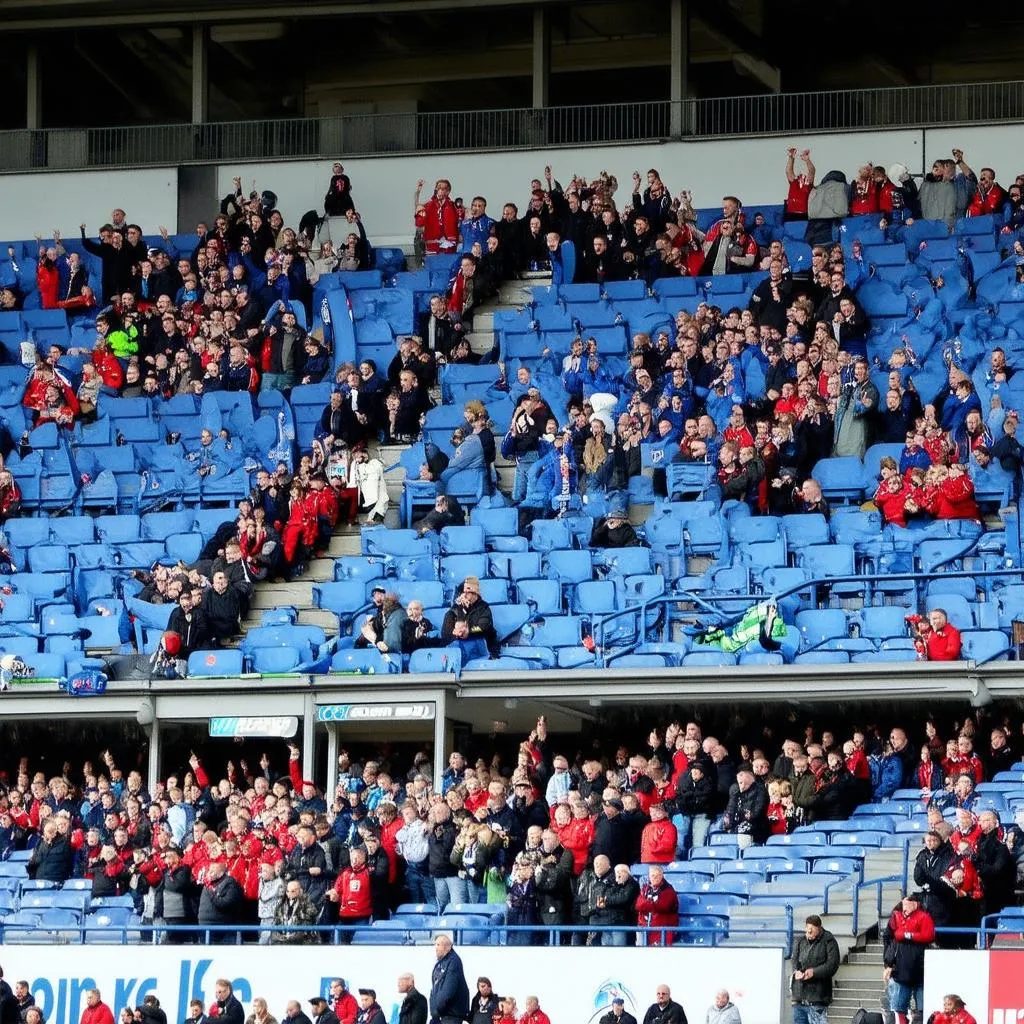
240, 273, 541, 638
719, 843, 906, 1023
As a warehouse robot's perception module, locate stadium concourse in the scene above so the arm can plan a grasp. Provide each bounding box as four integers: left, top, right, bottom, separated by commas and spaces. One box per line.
3, 141, 1024, 1024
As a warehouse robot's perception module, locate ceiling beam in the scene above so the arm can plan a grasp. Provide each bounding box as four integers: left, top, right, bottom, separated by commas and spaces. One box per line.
0, 0, 592, 32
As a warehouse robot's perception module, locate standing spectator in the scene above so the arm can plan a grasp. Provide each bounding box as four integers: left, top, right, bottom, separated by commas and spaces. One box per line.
635, 865, 679, 946
599, 1000, 637, 1024
256, 863, 284, 944
640, 804, 677, 864
974, 810, 1016, 918
27, 820, 72, 883
704, 992, 741, 1024
416, 180, 460, 255
271, 880, 318, 945
429, 935, 469, 1024
534, 828, 574, 933
641, 986, 687, 1024
80, 992, 115, 1024
467, 982, 500, 1024
427, 804, 458, 911
0, 971, 18, 1024
326, 845, 374, 940
324, 163, 354, 216
197, 865, 245, 945
721, 765, 769, 847
913, 831, 955, 938
790, 914, 840, 1024
505, 857, 540, 946
908, 610, 962, 661
397, 976, 427, 1024
883, 893, 936, 1024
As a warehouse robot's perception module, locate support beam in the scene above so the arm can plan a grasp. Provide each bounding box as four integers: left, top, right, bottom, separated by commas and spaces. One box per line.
432, 688, 447, 791
26, 44, 42, 130
669, 0, 688, 136
531, 5, 550, 109
325, 722, 339, 801
147, 717, 161, 792
191, 25, 209, 124
302, 692, 316, 782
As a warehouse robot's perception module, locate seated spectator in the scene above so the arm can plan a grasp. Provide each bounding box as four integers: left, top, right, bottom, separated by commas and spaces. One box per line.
358, 592, 406, 656
401, 601, 439, 654
441, 576, 497, 661
590, 508, 639, 548
414, 493, 465, 536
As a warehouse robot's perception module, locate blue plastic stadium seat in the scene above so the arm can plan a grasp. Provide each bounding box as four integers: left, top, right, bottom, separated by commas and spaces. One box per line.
187, 650, 244, 677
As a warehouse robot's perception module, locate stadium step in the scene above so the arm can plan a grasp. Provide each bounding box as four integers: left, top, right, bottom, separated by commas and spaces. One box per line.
251, 583, 314, 609
328, 533, 362, 556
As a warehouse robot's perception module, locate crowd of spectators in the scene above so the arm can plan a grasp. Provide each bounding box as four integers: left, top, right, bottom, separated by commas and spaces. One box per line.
1, 708, 1021, 951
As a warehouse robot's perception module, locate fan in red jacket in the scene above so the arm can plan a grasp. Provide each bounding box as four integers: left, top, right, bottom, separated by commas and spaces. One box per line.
950, 809, 984, 854
554, 806, 595, 876
327, 847, 373, 923
36, 249, 61, 310
874, 476, 911, 527
639, 805, 677, 864
80, 991, 116, 1024
635, 865, 679, 946
931, 995, 977, 1024
945, 736, 985, 785
908, 609, 962, 661
935, 466, 980, 521
967, 168, 1007, 217
415, 179, 460, 255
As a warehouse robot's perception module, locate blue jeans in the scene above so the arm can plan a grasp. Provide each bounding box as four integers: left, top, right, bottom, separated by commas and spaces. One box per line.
433, 876, 452, 912
792, 1004, 828, 1024
450, 638, 489, 662
888, 980, 923, 1015
404, 862, 433, 905
261, 371, 295, 393
601, 928, 628, 946
447, 876, 470, 907
512, 451, 539, 503
691, 815, 712, 849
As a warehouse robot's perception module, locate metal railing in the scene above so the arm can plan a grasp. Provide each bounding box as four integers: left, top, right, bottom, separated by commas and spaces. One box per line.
593, 565, 1024, 666
0, 918, 795, 951
4, 79, 1024, 173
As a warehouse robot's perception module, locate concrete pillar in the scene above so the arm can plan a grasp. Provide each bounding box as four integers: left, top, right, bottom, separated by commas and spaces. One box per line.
432, 689, 447, 791
147, 717, 161, 791
191, 25, 209, 124
302, 692, 316, 782
325, 722, 339, 802
26, 44, 42, 131
669, 0, 689, 136
532, 6, 550, 109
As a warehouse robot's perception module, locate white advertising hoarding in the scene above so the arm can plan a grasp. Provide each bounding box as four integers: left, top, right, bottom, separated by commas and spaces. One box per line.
2, 945, 783, 1024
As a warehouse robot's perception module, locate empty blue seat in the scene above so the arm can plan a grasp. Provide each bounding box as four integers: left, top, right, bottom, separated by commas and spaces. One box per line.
331, 648, 401, 674
187, 650, 244, 677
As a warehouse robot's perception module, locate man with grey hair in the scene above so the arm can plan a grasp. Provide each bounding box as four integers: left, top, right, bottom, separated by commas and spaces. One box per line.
974, 809, 1015, 917
704, 991, 740, 1024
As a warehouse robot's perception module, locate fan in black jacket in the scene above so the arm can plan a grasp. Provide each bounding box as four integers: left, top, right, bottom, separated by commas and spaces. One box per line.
167, 593, 210, 658
417, 300, 460, 359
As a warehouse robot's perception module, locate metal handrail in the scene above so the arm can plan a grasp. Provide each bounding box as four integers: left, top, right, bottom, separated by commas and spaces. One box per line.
5, 79, 1024, 172
592, 566, 1024, 666
0, 919, 794, 949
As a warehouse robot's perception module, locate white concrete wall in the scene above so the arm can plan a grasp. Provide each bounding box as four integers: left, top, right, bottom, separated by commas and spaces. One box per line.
1, 122, 1021, 246
0, 167, 178, 240
212, 129, 927, 246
